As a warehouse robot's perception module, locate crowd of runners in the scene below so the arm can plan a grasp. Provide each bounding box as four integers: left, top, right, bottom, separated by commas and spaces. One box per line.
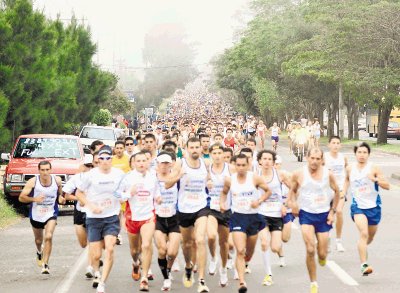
18, 88, 390, 293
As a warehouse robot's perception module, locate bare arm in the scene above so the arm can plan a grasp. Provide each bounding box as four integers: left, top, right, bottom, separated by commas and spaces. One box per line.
287, 171, 301, 216
55, 176, 66, 204
254, 174, 272, 203
18, 178, 40, 203
371, 165, 390, 190
329, 172, 340, 210
164, 163, 183, 189
341, 165, 351, 199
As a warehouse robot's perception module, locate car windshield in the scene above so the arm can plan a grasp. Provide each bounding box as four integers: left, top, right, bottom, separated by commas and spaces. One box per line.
389, 122, 399, 128
13, 138, 81, 159
80, 127, 115, 140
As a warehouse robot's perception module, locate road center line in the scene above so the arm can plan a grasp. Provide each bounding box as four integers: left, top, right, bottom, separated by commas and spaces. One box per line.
326, 260, 359, 286
54, 247, 88, 293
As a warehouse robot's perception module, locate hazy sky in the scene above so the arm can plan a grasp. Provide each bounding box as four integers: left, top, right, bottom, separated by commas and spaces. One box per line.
33, 0, 251, 73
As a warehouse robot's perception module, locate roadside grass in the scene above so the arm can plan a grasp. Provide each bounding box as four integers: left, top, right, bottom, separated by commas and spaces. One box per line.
0, 192, 20, 229
340, 139, 400, 154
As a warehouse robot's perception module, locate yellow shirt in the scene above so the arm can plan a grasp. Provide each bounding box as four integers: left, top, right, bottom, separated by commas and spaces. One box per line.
112, 154, 131, 173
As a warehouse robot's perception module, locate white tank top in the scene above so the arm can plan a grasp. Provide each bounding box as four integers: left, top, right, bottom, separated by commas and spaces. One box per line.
298, 166, 332, 213
30, 175, 59, 222
231, 171, 259, 214
350, 163, 380, 209
208, 163, 231, 211
271, 127, 279, 137
155, 178, 178, 218
258, 168, 283, 218
126, 170, 157, 221
324, 152, 346, 190
178, 158, 208, 213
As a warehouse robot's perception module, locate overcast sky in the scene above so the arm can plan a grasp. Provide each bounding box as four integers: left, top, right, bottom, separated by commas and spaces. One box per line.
33, 0, 251, 73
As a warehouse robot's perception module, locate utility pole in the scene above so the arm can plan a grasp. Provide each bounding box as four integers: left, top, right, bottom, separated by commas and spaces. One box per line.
338, 81, 344, 139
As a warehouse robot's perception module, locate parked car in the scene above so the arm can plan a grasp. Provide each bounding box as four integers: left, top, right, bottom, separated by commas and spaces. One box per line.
1, 134, 85, 207
387, 121, 400, 140
358, 119, 367, 131
79, 125, 119, 151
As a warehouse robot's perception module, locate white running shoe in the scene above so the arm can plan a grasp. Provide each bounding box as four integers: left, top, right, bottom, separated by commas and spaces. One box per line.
336, 241, 345, 252
279, 256, 286, 267
233, 269, 239, 280
96, 281, 105, 293
168, 272, 174, 281
226, 258, 233, 270
208, 257, 218, 275
161, 279, 172, 291
219, 267, 228, 287
171, 260, 181, 272
85, 265, 94, 278
147, 268, 154, 280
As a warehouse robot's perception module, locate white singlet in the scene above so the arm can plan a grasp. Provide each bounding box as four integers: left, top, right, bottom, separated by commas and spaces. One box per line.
298, 166, 332, 214
230, 171, 260, 214
30, 175, 59, 223
349, 163, 380, 209
78, 167, 124, 218
271, 127, 279, 137
155, 178, 178, 218
324, 152, 346, 190
258, 168, 283, 218
178, 158, 208, 213
208, 163, 231, 211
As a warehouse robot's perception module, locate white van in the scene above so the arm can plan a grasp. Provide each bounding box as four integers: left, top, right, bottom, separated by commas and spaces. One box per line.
79, 125, 119, 151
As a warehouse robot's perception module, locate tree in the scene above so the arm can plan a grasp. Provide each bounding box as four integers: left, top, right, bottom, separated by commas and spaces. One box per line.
92, 109, 112, 126
101, 88, 134, 115
0, 91, 10, 146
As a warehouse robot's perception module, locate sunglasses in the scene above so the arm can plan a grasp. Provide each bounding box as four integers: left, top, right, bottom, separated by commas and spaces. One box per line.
125, 143, 134, 146
99, 156, 112, 161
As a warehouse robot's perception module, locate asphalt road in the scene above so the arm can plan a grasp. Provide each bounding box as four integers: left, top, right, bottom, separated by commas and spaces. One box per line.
1, 139, 399, 293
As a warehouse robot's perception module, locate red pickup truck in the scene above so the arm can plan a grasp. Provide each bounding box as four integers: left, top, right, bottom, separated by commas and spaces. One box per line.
1, 134, 85, 207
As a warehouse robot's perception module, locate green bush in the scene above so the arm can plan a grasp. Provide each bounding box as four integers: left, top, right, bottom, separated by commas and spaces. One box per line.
92, 109, 112, 126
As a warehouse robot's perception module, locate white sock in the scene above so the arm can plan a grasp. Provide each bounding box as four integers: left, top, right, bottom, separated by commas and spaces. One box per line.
336, 238, 342, 243
310, 281, 318, 287
262, 249, 272, 276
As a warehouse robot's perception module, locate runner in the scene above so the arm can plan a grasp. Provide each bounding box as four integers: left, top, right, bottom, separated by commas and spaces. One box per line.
76, 146, 124, 293
200, 134, 211, 159
206, 144, 233, 287
306, 121, 315, 149
324, 136, 348, 252
154, 151, 181, 291
313, 120, 321, 148
288, 147, 340, 293
63, 155, 95, 278
223, 147, 233, 164
269, 122, 281, 152
125, 136, 137, 157
287, 121, 295, 153
257, 150, 291, 286
224, 128, 237, 150
220, 153, 272, 293
165, 137, 211, 292
342, 142, 390, 276
18, 161, 64, 274
257, 120, 266, 149
112, 140, 131, 245
143, 133, 158, 172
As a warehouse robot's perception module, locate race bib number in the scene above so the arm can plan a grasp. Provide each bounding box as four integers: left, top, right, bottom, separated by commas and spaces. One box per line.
210, 195, 220, 211
236, 198, 251, 211
158, 206, 172, 217
38, 205, 51, 216
357, 184, 371, 196
185, 192, 201, 204
99, 198, 113, 209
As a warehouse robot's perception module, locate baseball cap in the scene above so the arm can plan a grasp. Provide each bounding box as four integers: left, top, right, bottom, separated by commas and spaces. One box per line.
98, 145, 112, 156
157, 153, 172, 163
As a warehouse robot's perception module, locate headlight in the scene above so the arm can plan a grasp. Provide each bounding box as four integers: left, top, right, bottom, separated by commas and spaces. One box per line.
10, 174, 23, 182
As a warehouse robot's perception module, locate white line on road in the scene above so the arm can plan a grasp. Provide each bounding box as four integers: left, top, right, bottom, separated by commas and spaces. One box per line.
326, 260, 359, 286
54, 247, 88, 293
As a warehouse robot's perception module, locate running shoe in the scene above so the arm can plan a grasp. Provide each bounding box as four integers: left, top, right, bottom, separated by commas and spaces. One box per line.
279, 256, 286, 267
361, 264, 373, 276
171, 260, 180, 272
41, 263, 50, 274
139, 277, 149, 292
226, 258, 233, 270
208, 257, 218, 275
182, 268, 194, 288
245, 263, 251, 274
310, 282, 318, 293
93, 271, 101, 288
132, 264, 141, 281
238, 283, 247, 293
318, 258, 327, 267
336, 241, 345, 252
85, 265, 94, 279
147, 268, 154, 281
116, 234, 122, 245
262, 274, 273, 286
168, 272, 174, 281
36, 251, 43, 267
197, 279, 209, 293
233, 269, 239, 280
219, 267, 228, 287
97, 282, 105, 293
161, 278, 172, 291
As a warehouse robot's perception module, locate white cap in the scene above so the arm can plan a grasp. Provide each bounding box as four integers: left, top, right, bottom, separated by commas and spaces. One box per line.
157, 153, 172, 163
275, 155, 282, 164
